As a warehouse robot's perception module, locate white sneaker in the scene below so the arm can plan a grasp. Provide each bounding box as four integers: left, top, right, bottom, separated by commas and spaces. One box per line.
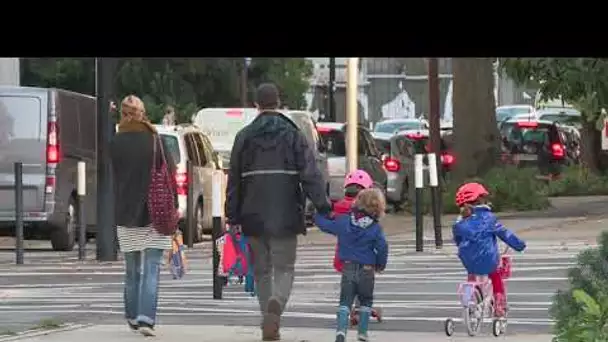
138, 324, 156, 337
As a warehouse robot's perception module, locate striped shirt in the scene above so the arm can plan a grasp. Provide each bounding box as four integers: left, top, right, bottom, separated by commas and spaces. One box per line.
116, 225, 172, 253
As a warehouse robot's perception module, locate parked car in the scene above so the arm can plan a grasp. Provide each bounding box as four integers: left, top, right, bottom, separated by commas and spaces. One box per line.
499, 118, 570, 175
496, 105, 535, 123
316, 122, 387, 200
192, 108, 329, 226
0, 86, 96, 251
377, 130, 455, 206
154, 124, 224, 242
373, 118, 428, 135
536, 108, 582, 129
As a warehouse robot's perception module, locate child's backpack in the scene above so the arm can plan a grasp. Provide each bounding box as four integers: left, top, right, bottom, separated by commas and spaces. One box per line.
167, 231, 188, 279
217, 228, 255, 296
331, 197, 354, 273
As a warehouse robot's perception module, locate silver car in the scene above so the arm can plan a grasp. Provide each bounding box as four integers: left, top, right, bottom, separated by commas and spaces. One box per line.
373, 118, 428, 134
154, 124, 225, 242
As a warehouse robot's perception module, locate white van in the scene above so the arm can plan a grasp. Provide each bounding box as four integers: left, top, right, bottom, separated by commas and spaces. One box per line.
192, 108, 329, 225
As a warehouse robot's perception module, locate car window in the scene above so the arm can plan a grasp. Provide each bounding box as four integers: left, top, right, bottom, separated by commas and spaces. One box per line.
184, 133, 201, 166
501, 122, 560, 153
318, 130, 346, 157
375, 121, 424, 134
192, 133, 209, 166
199, 133, 218, 167
361, 129, 380, 157
374, 138, 391, 155
159, 134, 181, 164
357, 129, 370, 156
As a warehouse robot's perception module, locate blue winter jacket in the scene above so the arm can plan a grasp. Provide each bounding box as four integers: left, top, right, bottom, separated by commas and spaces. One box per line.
314, 209, 389, 270
453, 205, 526, 275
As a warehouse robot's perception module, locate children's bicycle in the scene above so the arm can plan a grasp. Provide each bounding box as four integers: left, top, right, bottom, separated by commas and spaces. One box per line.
444, 250, 512, 337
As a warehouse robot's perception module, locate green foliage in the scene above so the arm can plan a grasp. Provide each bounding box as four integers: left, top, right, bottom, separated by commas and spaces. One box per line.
410, 167, 550, 215
551, 232, 608, 341
501, 58, 608, 126
547, 165, 608, 196
21, 58, 314, 124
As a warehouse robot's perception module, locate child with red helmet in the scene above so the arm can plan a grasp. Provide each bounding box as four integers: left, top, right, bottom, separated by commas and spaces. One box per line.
331, 170, 383, 326
453, 182, 527, 317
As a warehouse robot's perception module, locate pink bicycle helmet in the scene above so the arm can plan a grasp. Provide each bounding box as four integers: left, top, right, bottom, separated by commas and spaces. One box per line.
344, 169, 373, 189
455, 182, 489, 207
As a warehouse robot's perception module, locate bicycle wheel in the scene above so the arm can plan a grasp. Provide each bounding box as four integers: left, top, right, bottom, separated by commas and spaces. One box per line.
464, 285, 484, 337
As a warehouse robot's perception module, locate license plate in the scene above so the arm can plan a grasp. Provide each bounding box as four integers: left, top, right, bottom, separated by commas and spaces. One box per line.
514, 154, 537, 161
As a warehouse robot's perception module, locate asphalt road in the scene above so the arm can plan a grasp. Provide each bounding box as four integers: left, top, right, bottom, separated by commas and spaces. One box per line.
0, 233, 587, 336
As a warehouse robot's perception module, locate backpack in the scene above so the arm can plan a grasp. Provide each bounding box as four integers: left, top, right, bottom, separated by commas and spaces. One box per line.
217, 229, 255, 295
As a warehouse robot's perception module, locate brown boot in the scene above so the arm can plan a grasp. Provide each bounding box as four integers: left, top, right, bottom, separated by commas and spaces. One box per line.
262, 297, 281, 341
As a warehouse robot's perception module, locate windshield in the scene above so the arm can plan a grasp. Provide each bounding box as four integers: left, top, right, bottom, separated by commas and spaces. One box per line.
318, 130, 345, 157
538, 114, 581, 125
375, 121, 423, 134
496, 107, 531, 122
159, 134, 181, 164
500, 123, 559, 153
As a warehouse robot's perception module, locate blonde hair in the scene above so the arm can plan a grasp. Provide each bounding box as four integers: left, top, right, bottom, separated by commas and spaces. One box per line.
120, 95, 145, 122
354, 188, 386, 218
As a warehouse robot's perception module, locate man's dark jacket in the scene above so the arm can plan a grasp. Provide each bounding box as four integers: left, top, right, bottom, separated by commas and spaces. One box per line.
225, 111, 330, 237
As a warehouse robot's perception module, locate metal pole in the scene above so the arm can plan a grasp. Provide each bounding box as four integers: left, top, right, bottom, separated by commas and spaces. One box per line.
186, 161, 195, 249
211, 170, 223, 300
14, 162, 23, 265
96, 58, 118, 261
346, 58, 359, 173
414, 154, 424, 252
77, 161, 87, 260
427, 153, 443, 249
328, 57, 336, 122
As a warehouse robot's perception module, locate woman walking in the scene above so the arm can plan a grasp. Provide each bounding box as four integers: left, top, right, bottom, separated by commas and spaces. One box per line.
111, 95, 177, 336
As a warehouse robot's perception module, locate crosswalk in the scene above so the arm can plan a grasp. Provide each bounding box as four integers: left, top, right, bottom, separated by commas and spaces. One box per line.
0, 237, 593, 334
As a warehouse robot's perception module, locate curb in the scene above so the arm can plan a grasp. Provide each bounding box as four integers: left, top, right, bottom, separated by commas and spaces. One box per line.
0, 323, 92, 342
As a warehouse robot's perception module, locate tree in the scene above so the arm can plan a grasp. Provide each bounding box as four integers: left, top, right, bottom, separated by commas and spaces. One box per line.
20, 58, 314, 123
247, 58, 313, 109
501, 58, 608, 173
452, 58, 500, 179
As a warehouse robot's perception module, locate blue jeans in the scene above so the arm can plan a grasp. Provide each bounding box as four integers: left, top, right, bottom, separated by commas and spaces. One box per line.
339, 262, 375, 309
123, 248, 163, 326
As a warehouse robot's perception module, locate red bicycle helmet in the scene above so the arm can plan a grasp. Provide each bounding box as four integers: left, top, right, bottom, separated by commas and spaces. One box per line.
455, 182, 489, 207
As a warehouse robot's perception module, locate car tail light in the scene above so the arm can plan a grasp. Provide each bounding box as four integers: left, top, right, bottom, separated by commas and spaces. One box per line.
383, 157, 401, 172
441, 153, 455, 166
406, 133, 425, 140
176, 171, 188, 196
517, 121, 538, 128
46, 121, 59, 164
551, 143, 565, 159
316, 126, 333, 134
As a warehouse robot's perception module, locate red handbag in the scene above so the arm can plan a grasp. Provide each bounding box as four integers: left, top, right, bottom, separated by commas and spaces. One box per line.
148, 134, 179, 235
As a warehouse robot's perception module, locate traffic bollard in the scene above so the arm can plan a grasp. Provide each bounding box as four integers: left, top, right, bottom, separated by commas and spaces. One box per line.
77, 161, 87, 261
427, 153, 443, 249
186, 161, 195, 249
414, 154, 424, 252
211, 170, 223, 300
14, 162, 24, 265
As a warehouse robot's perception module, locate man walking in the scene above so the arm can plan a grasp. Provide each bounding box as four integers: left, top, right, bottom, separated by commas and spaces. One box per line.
225, 83, 331, 341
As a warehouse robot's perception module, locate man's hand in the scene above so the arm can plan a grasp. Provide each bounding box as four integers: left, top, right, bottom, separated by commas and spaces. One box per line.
229, 224, 242, 234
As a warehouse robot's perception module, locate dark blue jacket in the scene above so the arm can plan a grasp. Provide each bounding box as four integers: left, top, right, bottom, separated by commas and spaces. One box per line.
314, 209, 388, 269
225, 111, 331, 237
453, 205, 526, 275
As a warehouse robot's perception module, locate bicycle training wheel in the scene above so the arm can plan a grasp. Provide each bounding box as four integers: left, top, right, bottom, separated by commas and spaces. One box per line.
464, 286, 484, 337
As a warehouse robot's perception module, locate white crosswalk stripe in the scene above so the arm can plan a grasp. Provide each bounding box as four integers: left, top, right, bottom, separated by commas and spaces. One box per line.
0, 238, 593, 334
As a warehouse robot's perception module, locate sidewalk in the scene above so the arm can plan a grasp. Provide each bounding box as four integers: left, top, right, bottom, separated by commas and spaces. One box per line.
7, 325, 553, 342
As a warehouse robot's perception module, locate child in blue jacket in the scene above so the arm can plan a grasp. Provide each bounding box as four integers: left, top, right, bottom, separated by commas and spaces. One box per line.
453, 182, 526, 317
315, 188, 389, 342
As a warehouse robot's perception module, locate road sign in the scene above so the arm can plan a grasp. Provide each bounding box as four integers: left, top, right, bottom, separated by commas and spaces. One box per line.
603, 118, 608, 151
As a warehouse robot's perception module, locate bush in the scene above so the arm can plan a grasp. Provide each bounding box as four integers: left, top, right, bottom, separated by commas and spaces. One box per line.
407, 166, 551, 215
547, 165, 608, 197
551, 231, 608, 341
